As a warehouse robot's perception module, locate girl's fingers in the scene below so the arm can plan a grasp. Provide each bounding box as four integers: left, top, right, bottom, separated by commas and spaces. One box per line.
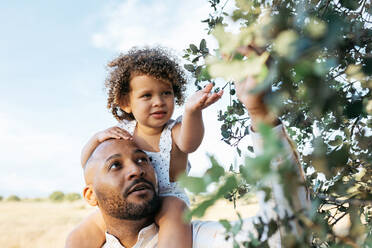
117, 131, 132, 139
203, 92, 222, 108
197, 93, 209, 108
108, 130, 127, 140
202, 83, 213, 93
108, 133, 121, 139
116, 132, 132, 140
112, 127, 132, 139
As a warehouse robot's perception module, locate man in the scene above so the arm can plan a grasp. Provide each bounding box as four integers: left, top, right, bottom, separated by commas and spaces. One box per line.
66, 76, 309, 247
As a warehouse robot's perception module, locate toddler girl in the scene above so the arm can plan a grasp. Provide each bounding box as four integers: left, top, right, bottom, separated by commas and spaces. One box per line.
78, 47, 223, 248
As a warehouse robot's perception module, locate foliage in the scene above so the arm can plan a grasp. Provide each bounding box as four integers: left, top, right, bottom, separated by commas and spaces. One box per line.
7, 195, 21, 202
181, 0, 372, 246
64, 193, 82, 202
49, 191, 82, 202
49, 191, 65, 202
0, 196, 3, 201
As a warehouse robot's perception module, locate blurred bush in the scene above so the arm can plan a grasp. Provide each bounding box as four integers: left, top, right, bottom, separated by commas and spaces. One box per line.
7, 195, 21, 202
64, 193, 82, 202
49, 191, 65, 202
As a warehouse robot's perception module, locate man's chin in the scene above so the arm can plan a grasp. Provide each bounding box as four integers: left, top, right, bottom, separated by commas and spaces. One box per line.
119, 194, 160, 220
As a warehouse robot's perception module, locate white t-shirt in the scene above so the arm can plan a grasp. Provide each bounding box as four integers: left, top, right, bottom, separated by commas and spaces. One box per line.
103, 219, 281, 248
102, 124, 310, 248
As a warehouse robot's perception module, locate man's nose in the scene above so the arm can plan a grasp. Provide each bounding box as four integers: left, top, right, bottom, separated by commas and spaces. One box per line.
126, 162, 145, 180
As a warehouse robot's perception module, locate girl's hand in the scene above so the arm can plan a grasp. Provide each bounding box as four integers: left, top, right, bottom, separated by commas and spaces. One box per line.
185, 83, 223, 113
95, 126, 132, 143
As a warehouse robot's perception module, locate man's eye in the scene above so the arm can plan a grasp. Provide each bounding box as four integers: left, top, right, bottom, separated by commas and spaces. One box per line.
136, 157, 148, 164
109, 162, 122, 170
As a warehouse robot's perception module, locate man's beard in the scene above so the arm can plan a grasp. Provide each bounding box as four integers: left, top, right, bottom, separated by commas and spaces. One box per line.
96, 179, 160, 220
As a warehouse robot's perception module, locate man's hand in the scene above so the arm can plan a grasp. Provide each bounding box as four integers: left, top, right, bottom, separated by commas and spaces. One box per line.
95, 126, 132, 142
235, 76, 267, 115
235, 76, 278, 131
185, 83, 223, 113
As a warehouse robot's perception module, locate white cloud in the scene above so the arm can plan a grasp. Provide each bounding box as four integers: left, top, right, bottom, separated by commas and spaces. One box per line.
91, 0, 215, 53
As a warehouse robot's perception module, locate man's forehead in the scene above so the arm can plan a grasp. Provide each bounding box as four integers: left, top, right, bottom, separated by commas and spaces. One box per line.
92, 139, 139, 161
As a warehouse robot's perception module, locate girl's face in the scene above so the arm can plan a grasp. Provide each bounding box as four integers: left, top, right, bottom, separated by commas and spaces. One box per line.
121, 75, 175, 129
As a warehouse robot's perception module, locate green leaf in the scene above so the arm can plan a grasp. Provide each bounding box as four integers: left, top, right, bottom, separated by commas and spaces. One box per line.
207, 52, 269, 82
260, 186, 272, 202
240, 155, 272, 184
328, 135, 343, 147
231, 221, 242, 235
192, 56, 201, 63
344, 100, 363, 118
362, 57, 372, 75
195, 66, 202, 76
186, 198, 216, 220
216, 176, 238, 197
221, 129, 230, 138
273, 29, 298, 58
339, 0, 359, 10
219, 219, 232, 231
199, 67, 212, 81
178, 175, 206, 194
206, 156, 225, 182
236, 147, 241, 156
328, 145, 349, 169
190, 44, 199, 54
199, 39, 207, 51
267, 220, 278, 238
244, 126, 250, 135
248, 146, 254, 153
184, 64, 195, 72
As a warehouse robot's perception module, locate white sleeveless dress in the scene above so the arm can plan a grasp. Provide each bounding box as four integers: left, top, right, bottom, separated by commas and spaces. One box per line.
118, 116, 190, 205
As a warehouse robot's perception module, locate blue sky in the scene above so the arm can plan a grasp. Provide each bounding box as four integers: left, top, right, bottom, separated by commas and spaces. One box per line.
0, 0, 246, 197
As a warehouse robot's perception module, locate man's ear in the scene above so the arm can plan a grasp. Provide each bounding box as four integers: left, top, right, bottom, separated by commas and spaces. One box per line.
83, 185, 98, 207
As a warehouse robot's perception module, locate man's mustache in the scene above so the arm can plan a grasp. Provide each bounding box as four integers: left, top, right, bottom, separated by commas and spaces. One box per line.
123, 178, 156, 197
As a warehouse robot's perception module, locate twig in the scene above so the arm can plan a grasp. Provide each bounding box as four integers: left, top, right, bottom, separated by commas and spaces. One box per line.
317, 193, 372, 206
350, 117, 361, 139
321, 0, 332, 17
330, 211, 348, 227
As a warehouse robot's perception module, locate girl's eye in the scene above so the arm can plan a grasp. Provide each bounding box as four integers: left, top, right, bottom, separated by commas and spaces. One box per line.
163, 91, 173, 96
109, 161, 122, 170
141, 93, 151, 98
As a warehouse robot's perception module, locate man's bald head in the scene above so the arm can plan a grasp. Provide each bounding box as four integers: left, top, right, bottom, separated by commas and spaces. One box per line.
82, 138, 160, 220
83, 139, 127, 183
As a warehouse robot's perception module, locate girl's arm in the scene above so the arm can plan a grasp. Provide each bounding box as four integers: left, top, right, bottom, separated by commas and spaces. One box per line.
173, 83, 223, 153
156, 196, 192, 248
81, 126, 132, 166
65, 210, 106, 248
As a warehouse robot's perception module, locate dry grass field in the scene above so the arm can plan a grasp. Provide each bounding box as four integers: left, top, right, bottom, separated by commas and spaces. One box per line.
0, 198, 258, 248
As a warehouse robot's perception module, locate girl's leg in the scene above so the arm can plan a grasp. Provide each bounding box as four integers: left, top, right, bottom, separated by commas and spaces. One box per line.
156, 196, 192, 248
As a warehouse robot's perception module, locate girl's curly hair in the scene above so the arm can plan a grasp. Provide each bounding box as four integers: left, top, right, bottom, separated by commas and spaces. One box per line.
105, 47, 188, 121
